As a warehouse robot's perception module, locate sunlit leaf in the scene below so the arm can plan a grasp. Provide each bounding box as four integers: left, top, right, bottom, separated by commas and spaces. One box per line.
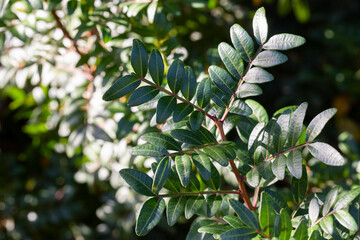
220, 227, 258, 240
307, 142, 345, 166
141, 132, 181, 151
218, 42, 244, 79
168, 59, 185, 93
196, 77, 211, 108
322, 186, 340, 216
185, 195, 205, 219
128, 86, 159, 106
203, 146, 229, 166
208, 65, 236, 96
272, 155, 286, 180
286, 149, 303, 179
288, 102, 308, 147
306, 108, 337, 142
237, 83, 262, 98
230, 24, 254, 62
229, 100, 253, 116
206, 194, 222, 217
259, 192, 275, 235
309, 198, 320, 224
243, 67, 274, 84
334, 210, 358, 231
334, 187, 360, 211
252, 50, 288, 68
175, 155, 192, 187
131, 144, 168, 157
166, 196, 186, 226
253, 7, 268, 44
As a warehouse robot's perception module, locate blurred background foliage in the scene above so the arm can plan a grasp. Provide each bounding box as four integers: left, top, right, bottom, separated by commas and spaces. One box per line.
0, 0, 359, 239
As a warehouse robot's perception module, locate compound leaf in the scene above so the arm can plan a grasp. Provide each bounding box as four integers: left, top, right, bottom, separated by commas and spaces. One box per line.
152, 156, 171, 193
128, 86, 159, 106
208, 65, 236, 96
243, 67, 274, 84
156, 96, 176, 123
229, 199, 259, 230
196, 77, 211, 108
141, 132, 181, 151
181, 66, 197, 100
168, 59, 185, 93
218, 42, 244, 79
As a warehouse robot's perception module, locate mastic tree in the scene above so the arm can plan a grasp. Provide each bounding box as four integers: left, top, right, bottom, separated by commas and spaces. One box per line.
103, 7, 360, 239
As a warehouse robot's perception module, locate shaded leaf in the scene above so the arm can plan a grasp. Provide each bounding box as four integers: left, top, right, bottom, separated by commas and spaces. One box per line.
334, 187, 360, 211
263, 33, 306, 50
218, 42, 244, 79
128, 86, 159, 106
173, 103, 193, 123
196, 77, 211, 108
292, 219, 308, 240
135, 197, 165, 236
272, 155, 286, 180
103, 75, 140, 101
152, 157, 171, 193
201, 162, 220, 190
170, 129, 203, 146
175, 155, 192, 187
229, 199, 259, 229
186, 218, 216, 240
168, 59, 185, 93
141, 132, 181, 151
131, 39, 148, 78
286, 149, 303, 179
203, 146, 229, 166
308, 142, 345, 166
223, 215, 246, 228
149, 49, 164, 85
259, 192, 276, 235
229, 100, 253, 116
220, 227, 258, 240
120, 169, 154, 196
156, 96, 176, 123
322, 186, 340, 216
252, 50, 288, 68
291, 165, 308, 203
206, 194, 222, 217
253, 7, 268, 44
166, 196, 186, 226
279, 208, 292, 240
208, 65, 236, 95
192, 152, 212, 180
181, 66, 197, 100
230, 24, 254, 62
264, 189, 288, 214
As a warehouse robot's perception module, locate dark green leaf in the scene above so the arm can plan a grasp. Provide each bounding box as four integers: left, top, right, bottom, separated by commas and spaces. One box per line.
203, 146, 229, 167
334, 210, 358, 231
186, 218, 216, 240
211, 89, 230, 108
291, 165, 308, 203
243, 67, 274, 84
279, 209, 292, 240
208, 65, 236, 95
185, 195, 205, 219
166, 196, 186, 226
128, 86, 159, 106
175, 155, 192, 187
67, 0, 77, 14
306, 108, 337, 142
264, 189, 288, 214
193, 152, 212, 180
156, 96, 176, 123
272, 155, 286, 180
102, 75, 140, 101
141, 132, 181, 151
201, 162, 220, 190
196, 127, 217, 144
131, 144, 168, 157
87, 124, 112, 141
230, 24, 254, 62
206, 194, 222, 217
218, 42, 244, 79
168, 59, 185, 93
135, 197, 165, 236
253, 7, 268, 44
334, 187, 360, 211
274, 110, 291, 152
189, 111, 204, 131
259, 192, 276, 235
164, 167, 181, 193
170, 129, 203, 146
252, 50, 288, 68
181, 66, 197, 100
322, 186, 340, 216
120, 169, 154, 196
308, 230, 324, 240
237, 83, 262, 98
288, 102, 308, 147
149, 49, 164, 85
152, 157, 171, 193
307, 142, 345, 166
292, 219, 308, 240
229, 100, 253, 116
286, 149, 303, 179
173, 103, 193, 123
188, 174, 201, 192
229, 199, 259, 229
263, 34, 306, 50
131, 39, 148, 78
196, 78, 211, 108
220, 227, 258, 240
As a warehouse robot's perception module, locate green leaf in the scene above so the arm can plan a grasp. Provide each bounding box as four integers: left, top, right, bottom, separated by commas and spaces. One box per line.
319, 216, 333, 235
208, 65, 236, 96
279, 209, 292, 240
264, 189, 288, 214
196, 77, 211, 108
67, 0, 76, 14
259, 192, 276, 236
263, 34, 306, 50
230, 24, 254, 62
192, 152, 212, 180
102, 75, 140, 101
173, 103, 193, 123
252, 50, 288, 68
142, 132, 181, 151
128, 86, 159, 106
175, 155, 192, 187
156, 96, 176, 123
196, 127, 217, 144
185, 195, 205, 219
186, 218, 215, 240
131, 144, 168, 157
131, 39, 148, 78
229, 199, 259, 230
149, 49, 164, 85
168, 59, 185, 93
120, 169, 154, 196
206, 194, 222, 217
253, 7, 268, 44
181, 66, 197, 100
200, 162, 220, 190
307, 142, 345, 166
199, 223, 232, 235
246, 99, 269, 123
292, 219, 308, 240
164, 167, 181, 193
170, 129, 203, 146
308, 230, 324, 240
135, 197, 165, 236
291, 165, 307, 203
273, 110, 291, 152
309, 198, 320, 224
334, 187, 360, 211
166, 196, 186, 226
322, 186, 340, 216
334, 210, 358, 231
223, 215, 246, 228
237, 83, 262, 98
272, 155, 286, 180
306, 108, 337, 142
203, 146, 229, 167
246, 167, 260, 188
286, 149, 303, 179
211, 89, 230, 108
218, 42, 244, 79
229, 100, 253, 116
220, 227, 258, 240
244, 67, 274, 84
152, 157, 171, 193
288, 102, 308, 147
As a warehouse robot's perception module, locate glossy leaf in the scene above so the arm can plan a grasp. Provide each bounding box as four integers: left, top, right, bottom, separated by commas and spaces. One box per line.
164, 167, 181, 193
102, 75, 140, 101
264, 189, 288, 213
135, 197, 165, 236
198, 223, 232, 235
309, 198, 320, 224
307, 142, 345, 166
252, 50, 288, 68
170, 129, 203, 146
237, 83, 262, 98
208, 65, 236, 95
272, 155, 286, 180
223, 215, 246, 228
229, 100, 253, 116
230, 24, 254, 62
229, 199, 259, 230
196, 127, 217, 144
220, 227, 258, 240
218, 42, 244, 79
253, 7, 268, 44
181, 66, 197, 100
141, 132, 181, 151
149, 49, 164, 85
185, 195, 205, 219
322, 186, 340, 216
175, 155, 192, 187
211, 89, 230, 108
279, 209, 292, 240
120, 169, 154, 196
291, 165, 308, 203
334, 210, 358, 231
192, 152, 212, 180
131, 39, 148, 78
286, 149, 303, 179
263, 33, 306, 50
168, 59, 185, 93
274, 110, 291, 152
259, 192, 276, 235
206, 194, 222, 217
156, 96, 176, 123
243, 67, 274, 84
131, 144, 168, 157
246, 99, 269, 123
320, 216, 333, 235
246, 167, 260, 188
292, 219, 308, 240
152, 157, 171, 193
334, 186, 360, 210
306, 108, 337, 142
196, 77, 211, 108
288, 102, 308, 147
173, 103, 193, 123
203, 146, 229, 167
166, 196, 186, 226
186, 218, 215, 240
200, 162, 220, 190
127, 86, 159, 106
